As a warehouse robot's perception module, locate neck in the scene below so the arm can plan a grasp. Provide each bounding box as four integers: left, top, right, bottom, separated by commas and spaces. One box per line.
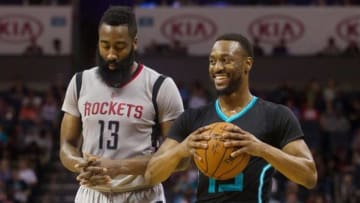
218, 85, 252, 114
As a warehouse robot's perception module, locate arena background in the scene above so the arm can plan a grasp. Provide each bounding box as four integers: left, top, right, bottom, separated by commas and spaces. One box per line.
0, 0, 359, 203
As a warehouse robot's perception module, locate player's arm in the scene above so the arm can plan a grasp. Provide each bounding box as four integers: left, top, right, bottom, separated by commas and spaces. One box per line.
145, 138, 187, 185
145, 126, 210, 185
224, 128, 317, 189
59, 112, 85, 173
261, 139, 317, 189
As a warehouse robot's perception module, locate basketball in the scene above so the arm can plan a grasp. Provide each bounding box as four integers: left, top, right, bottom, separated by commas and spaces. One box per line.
193, 122, 250, 180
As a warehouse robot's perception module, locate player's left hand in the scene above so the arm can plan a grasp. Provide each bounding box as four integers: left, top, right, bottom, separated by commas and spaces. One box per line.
222, 125, 265, 157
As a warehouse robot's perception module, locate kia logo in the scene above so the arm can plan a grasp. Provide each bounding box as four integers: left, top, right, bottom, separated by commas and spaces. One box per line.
336, 15, 360, 42
161, 14, 217, 44
248, 15, 304, 44
0, 14, 43, 43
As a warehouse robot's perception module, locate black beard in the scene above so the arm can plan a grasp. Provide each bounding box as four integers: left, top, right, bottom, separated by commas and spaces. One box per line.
96, 47, 135, 87
215, 75, 242, 96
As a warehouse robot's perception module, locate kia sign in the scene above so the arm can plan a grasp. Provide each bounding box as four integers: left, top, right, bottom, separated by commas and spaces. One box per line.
136, 7, 360, 55
0, 6, 72, 55
336, 15, 360, 42
160, 14, 217, 44
248, 15, 304, 44
0, 14, 43, 43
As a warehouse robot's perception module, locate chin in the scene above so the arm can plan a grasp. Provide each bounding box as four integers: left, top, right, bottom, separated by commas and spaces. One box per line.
215, 85, 228, 92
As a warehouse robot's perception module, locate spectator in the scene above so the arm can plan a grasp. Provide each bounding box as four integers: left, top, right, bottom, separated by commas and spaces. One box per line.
272, 38, 289, 56
23, 37, 43, 56
170, 39, 188, 56
253, 37, 265, 56
6, 169, 29, 203
0, 125, 8, 145
323, 78, 337, 103
343, 40, 360, 57
320, 102, 350, 154
188, 81, 209, 108
318, 37, 341, 56
17, 159, 38, 187
52, 38, 62, 55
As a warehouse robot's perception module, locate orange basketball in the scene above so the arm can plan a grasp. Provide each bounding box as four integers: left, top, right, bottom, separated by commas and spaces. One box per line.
194, 122, 250, 180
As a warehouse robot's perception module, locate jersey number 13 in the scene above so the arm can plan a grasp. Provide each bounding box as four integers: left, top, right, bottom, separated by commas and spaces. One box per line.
98, 120, 119, 149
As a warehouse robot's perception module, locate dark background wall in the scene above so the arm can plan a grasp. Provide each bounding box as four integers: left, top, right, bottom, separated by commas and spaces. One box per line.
0, 55, 359, 90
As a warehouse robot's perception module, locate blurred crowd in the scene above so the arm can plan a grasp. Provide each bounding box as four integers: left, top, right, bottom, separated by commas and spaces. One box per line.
0, 80, 65, 203
1, 75, 359, 203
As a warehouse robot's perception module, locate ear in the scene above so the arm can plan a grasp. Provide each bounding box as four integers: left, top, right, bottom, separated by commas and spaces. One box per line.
244, 57, 254, 74
133, 35, 138, 51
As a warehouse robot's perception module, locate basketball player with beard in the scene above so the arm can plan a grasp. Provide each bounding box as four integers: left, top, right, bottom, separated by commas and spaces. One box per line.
145, 33, 317, 203
60, 6, 183, 203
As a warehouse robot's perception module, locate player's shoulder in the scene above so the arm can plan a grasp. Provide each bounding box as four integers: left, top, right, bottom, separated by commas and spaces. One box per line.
141, 63, 176, 84
141, 64, 160, 77
256, 98, 293, 116
73, 66, 98, 77
183, 102, 214, 118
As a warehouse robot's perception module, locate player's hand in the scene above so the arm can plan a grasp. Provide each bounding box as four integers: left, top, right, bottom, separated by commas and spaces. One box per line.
74, 155, 97, 171
94, 157, 120, 178
75, 154, 111, 186
84, 153, 120, 178
222, 125, 264, 157
181, 125, 211, 159
76, 166, 111, 187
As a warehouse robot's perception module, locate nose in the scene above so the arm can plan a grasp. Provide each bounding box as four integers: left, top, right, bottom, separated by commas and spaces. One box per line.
213, 60, 225, 72
106, 48, 118, 62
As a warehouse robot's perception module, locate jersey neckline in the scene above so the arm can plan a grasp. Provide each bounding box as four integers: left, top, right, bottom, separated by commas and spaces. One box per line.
215, 96, 258, 122
116, 63, 144, 88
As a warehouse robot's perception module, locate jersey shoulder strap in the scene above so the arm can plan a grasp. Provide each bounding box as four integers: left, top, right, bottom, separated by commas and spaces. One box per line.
151, 74, 167, 150
152, 75, 167, 122
75, 71, 83, 100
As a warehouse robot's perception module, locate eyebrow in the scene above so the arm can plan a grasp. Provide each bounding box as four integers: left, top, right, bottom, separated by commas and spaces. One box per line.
99, 40, 127, 45
209, 53, 232, 58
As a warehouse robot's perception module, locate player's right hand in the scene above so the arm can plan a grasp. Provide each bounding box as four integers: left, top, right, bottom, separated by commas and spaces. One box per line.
182, 125, 211, 158
74, 154, 110, 186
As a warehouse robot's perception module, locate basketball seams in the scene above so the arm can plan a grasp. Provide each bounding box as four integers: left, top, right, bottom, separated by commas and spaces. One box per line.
194, 123, 217, 174
204, 124, 217, 174
205, 124, 217, 173
209, 124, 228, 178
218, 154, 250, 179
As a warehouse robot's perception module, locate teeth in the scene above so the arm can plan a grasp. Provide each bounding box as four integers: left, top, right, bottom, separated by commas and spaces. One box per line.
215, 75, 227, 79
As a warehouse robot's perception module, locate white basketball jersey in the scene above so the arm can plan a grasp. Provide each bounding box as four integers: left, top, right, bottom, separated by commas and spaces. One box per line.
62, 64, 184, 192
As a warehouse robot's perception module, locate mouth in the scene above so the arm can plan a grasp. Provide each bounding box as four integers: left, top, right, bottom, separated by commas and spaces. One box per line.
108, 63, 117, 70
213, 74, 230, 86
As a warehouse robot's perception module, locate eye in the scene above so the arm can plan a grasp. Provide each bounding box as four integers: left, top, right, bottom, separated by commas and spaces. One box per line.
209, 58, 216, 65
221, 57, 231, 64
101, 45, 110, 50
114, 45, 126, 52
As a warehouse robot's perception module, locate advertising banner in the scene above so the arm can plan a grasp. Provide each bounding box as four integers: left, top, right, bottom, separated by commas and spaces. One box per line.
0, 6, 72, 55
135, 7, 360, 55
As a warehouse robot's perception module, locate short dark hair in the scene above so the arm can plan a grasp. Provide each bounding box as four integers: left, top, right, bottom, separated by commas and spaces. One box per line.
216, 33, 254, 58
99, 6, 137, 38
